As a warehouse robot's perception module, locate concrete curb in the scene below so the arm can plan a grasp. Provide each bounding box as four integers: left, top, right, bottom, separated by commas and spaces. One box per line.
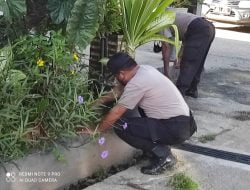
0, 132, 136, 190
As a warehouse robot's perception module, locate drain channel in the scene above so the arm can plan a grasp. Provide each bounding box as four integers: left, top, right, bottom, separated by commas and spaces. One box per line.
175, 143, 250, 165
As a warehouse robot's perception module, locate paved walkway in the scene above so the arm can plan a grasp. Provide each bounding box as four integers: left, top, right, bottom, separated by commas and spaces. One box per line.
85, 148, 250, 190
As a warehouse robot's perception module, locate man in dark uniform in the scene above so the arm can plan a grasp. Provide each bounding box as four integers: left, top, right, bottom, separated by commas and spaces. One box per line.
162, 12, 215, 98
87, 52, 197, 175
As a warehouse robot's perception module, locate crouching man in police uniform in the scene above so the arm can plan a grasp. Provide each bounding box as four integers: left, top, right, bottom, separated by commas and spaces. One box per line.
88, 52, 197, 175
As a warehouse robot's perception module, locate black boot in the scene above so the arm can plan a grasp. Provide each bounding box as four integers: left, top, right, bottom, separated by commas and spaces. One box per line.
141, 146, 176, 175
141, 151, 156, 160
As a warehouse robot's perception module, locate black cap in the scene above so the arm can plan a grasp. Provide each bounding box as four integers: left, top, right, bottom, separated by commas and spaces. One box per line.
107, 52, 137, 74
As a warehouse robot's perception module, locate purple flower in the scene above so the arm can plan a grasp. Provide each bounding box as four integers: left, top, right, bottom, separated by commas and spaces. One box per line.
101, 150, 109, 159
122, 122, 128, 130
98, 137, 105, 145
78, 96, 84, 104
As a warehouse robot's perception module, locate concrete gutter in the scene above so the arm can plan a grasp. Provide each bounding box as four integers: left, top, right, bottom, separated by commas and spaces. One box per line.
84, 148, 250, 190
0, 132, 136, 190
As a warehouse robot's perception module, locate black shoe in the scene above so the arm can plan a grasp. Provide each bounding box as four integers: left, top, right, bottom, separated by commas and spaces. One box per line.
185, 89, 198, 98
141, 153, 177, 175
141, 151, 156, 160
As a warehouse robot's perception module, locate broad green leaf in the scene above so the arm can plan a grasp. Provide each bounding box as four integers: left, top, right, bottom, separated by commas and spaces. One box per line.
48, 0, 76, 24
6, 69, 27, 86
0, 0, 26, 21
0, 46, 10, 73
67, 0, 99, 50
0, 45, 13, 80
0, 0, 11, 21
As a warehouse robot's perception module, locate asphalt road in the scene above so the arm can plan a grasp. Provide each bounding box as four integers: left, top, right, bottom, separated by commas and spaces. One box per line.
187, 25, 250, 152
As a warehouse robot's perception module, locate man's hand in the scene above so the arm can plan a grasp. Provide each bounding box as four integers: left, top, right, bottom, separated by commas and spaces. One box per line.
98, 105, 127, 132
76, 105, 127, 134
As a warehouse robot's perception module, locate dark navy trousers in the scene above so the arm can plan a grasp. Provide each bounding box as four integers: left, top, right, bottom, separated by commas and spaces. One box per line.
114, 110, 197, 154
176, 18, 215, 94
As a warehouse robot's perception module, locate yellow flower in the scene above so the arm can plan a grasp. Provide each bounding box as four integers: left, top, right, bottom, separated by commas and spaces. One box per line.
37, 59, 45, 67
71, 70, 76, 75
73, 53, 79, 62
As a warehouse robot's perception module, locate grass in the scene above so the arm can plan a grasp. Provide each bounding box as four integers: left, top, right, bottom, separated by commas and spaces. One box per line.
198, 134, 216, 143
169, 173, 200, 190
198, 129, 231, 144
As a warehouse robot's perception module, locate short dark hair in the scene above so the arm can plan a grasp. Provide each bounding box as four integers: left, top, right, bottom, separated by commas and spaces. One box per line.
107, 52, 137, 74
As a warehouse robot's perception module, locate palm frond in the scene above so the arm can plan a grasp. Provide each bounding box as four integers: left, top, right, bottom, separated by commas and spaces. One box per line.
136, 0, 174, 37
145, 11, 176, 34
120, 0, 178, 56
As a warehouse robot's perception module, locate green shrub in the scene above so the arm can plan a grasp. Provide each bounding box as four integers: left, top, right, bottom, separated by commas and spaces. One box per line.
0, 32, 102, 162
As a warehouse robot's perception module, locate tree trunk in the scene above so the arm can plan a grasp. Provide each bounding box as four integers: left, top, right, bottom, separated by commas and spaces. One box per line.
25, 0, 48, 29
